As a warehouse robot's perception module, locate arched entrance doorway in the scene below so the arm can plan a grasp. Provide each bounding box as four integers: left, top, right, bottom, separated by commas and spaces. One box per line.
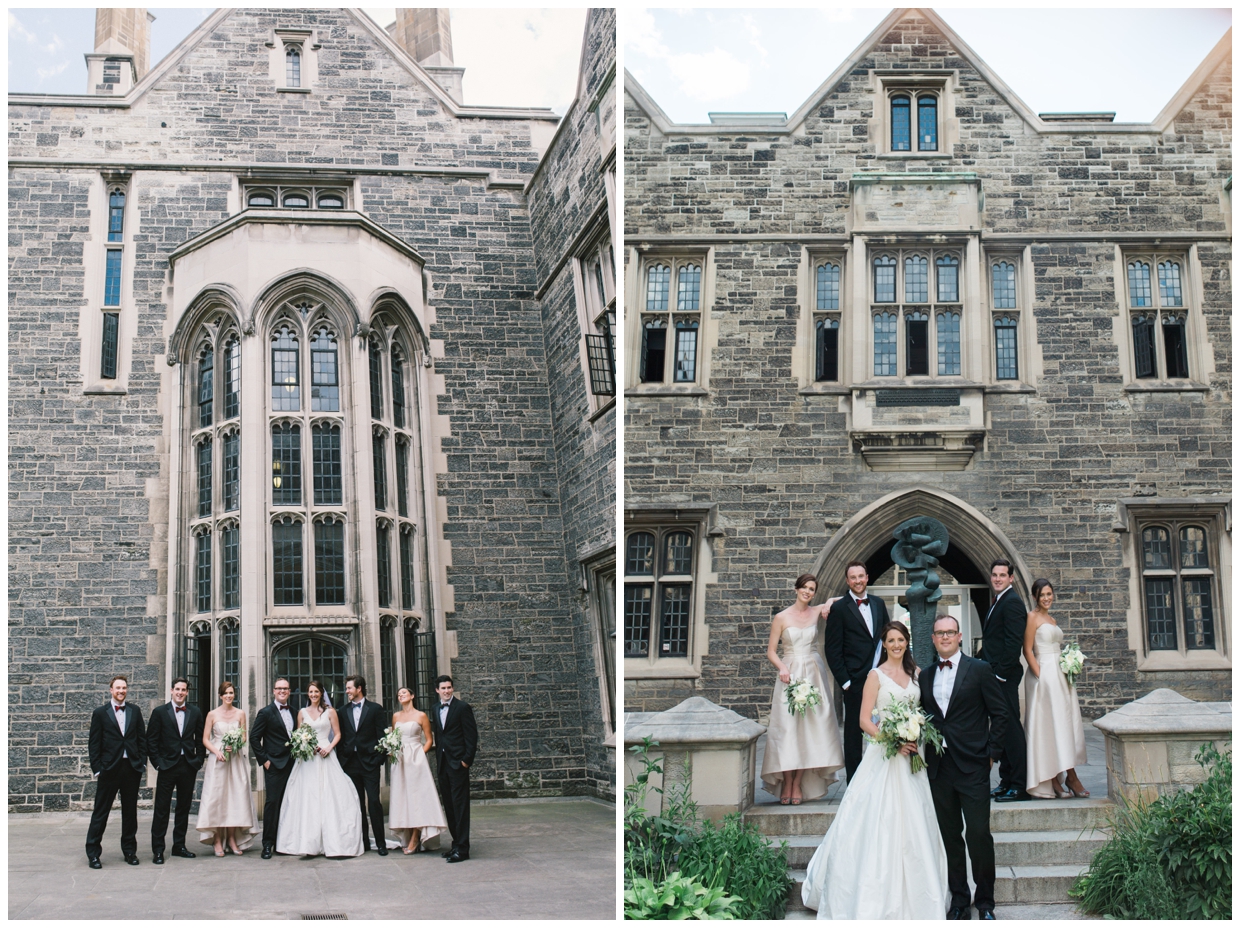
272, 635, 350, 711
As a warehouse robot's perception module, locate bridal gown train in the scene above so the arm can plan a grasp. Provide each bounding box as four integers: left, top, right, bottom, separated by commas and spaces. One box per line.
1025, 622, 1087, 797
387, 720, 448, 850
276, 712, 364, 857
801, 669, 949, 920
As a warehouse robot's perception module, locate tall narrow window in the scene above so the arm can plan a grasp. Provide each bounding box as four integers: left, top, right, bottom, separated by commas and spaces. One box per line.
272, 517, 303, 605
104, 250, 122, 306
196, 531, 212, 612
624, 527, 698, 661
905, 255, 928, 303
873, 255, 896, 303
872, 249, 963, 379
108, 189, 126, 242
815, 318, 839, 382
906, 311, 929, 376
369, 339, 383, 420
873, 312, 898, 377
221, 524, 239, 610
101, 313, 119, 380
918, 95, 938, 151
659, 532, 693, 658
391, 347, 405, 429
312, 424, 343, 507
314, 517, 346, 605
376, 523, 392, 608
639, 259, 705, 384
285, 46, 301, 88
197, 439, 212, 518
992, 262, 1016, 309
272, 325, 300, 411
395, 439, 410, 518
936, 255, 959, 303
937, 311, 961, 376
1126, 254, 1193, 381
400, 526, 415, 610
380, 621, 398, 712
223, 336, 240, 419
891, 94, 911, 151
623, 532, 655, 657
222, 432, 239, 512
310, 328, 339, 412
198, 347, 214, 428
990, 260, 1020, 380
221, 621, 240, 697
372, 433, 387, 511
272, 423, 302, 506
994, 316, 1019, 381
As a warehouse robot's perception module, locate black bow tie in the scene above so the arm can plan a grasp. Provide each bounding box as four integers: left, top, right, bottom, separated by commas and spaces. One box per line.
855, 597, 869, 606
938, 659, 953, 670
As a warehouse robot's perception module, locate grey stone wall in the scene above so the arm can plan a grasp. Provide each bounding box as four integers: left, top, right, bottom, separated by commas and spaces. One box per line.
624, 11, 1231, 719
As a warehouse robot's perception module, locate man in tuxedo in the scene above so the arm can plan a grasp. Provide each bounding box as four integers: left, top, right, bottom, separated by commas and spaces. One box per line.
85, 674, 147, 868
921, 614, 1009, 920
337, 675, 388, 855
250, 677, 297, 859
430, 675, 478, 862
824, 560, 889, 781
981, 559, 1029, 802
146, 677, 204, 863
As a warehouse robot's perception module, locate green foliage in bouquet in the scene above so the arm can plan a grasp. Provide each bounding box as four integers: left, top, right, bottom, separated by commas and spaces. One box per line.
286, 722, 319, 762
1071, 744, 1231, 920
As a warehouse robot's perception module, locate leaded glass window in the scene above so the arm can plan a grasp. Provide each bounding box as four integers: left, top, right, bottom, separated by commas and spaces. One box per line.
1127, 254, 1192, 380
1139, 521, 1219, 652
223, 432, 239, 512
395, 439, 409, 518
640, 258, 705, 384
314, 518, 346, 605
108, 189, 125, 242
221, 621, 239, 697
197, 438, 212, 518
991, 262, 1016, 309
871, 249, 963, 379
994, 316, 1019, 381
372, 433, 387, 511
272, 325, 300, 411
937, 311, 961, 376
223, 336, 240, 419
400, 526, 415, 610
272, 423, 302, 506
272, 517, 303, 606
285, 46, 301, 87
198, 347, 214, 428
891, 94, 911, 151
873, 312, 898, 377
376, 523, 392, 609
391, 346, 405, 429
905, 255, 928, 303
312, 424, 343, 507
369, 338, 383, 420
221, 525, 239, 610
101, 313, 119, 380
918, 94, 937, 151
624, 527, 697, 661
104, 250, 122, 306
380, 620, 398, 712
814, 260, 842, 383
196, 530, 212, 612
936, 255, 958, 303
310, 328, 340, 412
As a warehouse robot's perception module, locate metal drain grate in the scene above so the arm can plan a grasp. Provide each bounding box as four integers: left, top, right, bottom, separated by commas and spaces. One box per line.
300, 915, 347, 921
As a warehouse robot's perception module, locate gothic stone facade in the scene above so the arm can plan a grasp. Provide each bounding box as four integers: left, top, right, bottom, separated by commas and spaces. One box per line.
623, 8, 1231, 721
9, 7, 616, 812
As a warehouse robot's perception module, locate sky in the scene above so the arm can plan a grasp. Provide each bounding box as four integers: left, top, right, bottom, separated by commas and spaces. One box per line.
627, 7, 1233, 124
7, 8, 588, 113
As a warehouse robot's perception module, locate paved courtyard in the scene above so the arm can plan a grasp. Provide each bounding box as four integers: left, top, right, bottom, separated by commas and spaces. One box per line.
9, 799, 616, 920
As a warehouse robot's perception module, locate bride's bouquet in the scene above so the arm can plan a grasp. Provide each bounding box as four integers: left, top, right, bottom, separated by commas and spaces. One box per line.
286, 723, 319, 762
871, 695, 943, 775
377, 725, 403, 762
1059, 641, 1085, 687
784, 678, 824, 716
220, 726, 246, 761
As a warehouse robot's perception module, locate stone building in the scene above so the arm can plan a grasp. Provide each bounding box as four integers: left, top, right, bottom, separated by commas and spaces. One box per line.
623, 8, 1231, 720
9, 7, 616, 812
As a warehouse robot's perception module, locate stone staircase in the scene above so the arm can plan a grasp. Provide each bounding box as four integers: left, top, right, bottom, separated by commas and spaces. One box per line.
744, 797, 1112, 918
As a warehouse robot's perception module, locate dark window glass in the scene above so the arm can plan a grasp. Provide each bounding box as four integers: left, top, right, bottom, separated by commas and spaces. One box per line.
197, 439, 212, 518
248, 192, 275, 207
677, 265, 702, 311
626, 533, 655, 575
104, 250, 122, 306
645, 264, 670, 311
272, 423, 302, 505
285, 47, 301, 87
817, 263, 841, 310
271, 325, 300, 411
873, 255, 896, 303
1127, 261, 1152, 307
1162, 315, 1188, 378
373, 433, 387, 511
664, 532, 693, 574
815, 317, 839, 382
221, 525, 239, 610
223, 337, 240, 419
369, 339, 383, 420
1157, 261, 1183, 307
376, 523, 392, 608
400, 527, 415, 610
936, 255, 959, 303
1182, 578, 1215, 650
196, 531, 212, 612
312, 424, 343, 507
395, 439, 409, 518
272, 519, 303, 605
380, 622, 398, 712
222, 623, 239, 699
318, 194, 344, 209
391, 347, 405, 429
992, 262, 1016, 309
108, 190, 125, 242
102, 59, 122, 85
660, 585, 691, 657
101, 312, 119, 379
1180, 526, 1208, 568
906, 313, 929, 376
587, 331, 616, 396
310, 328, 339, 412
1132, 315, 1156, 378
223, 432, 239, 512
873, 312, 897, 376
1142, 527, 1171, 569
314, 519, 346, 605
891, 95, 911, 151
918, 95, 937, 151
994, 316, 1018, 380
937, 311, 961, 376
905, 255, 928, 303
272, 637, 347, 712
1144, 578, 1176, 650
640, 321, 666, 382
624, 585, 652, 657
198, 348, 214, 428
673, 320, 698, 382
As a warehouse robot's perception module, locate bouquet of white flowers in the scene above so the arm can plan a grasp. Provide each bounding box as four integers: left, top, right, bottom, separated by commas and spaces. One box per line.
783, 678, 824, 716
220, 726, 246, 761
1059, 641, 1085, 687
377, 725, 403, 762
870, 694, 943, 775
286, 723, 319, 762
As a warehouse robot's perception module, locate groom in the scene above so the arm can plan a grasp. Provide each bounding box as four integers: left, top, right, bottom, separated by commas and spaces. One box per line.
921, 614, 1009, 920
337, 675, 388, 855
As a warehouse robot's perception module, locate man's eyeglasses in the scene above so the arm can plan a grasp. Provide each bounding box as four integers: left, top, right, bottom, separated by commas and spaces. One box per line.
931, 630, 959, 638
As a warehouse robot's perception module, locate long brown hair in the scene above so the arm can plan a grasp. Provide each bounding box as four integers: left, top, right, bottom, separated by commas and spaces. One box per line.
878, 621, 918, 678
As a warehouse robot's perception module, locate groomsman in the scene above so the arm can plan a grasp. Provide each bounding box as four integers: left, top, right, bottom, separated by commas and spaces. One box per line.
430, 675, 478, 862
85, 675, 147, 868
338, 675, 389, 854
981, 559, 1029, 802
147, 677, 205, 863
250, 677, 297, 859
824, 561, 889, 782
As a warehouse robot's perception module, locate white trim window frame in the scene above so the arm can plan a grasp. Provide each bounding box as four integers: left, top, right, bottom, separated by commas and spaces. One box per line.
811, 252, 846, 385
869, 247, 965, 379
623, 522, 701, 676
83, 173, 136, 392
572, 229, 617, 416
268, 28, 319, 93
627, 249, 713, 393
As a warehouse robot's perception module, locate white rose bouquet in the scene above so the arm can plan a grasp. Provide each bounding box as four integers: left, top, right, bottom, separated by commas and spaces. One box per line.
783, 678, 824, 716
377, 725, 403, 762
286, 723, 319, 762
1059, 641, 1085, 688
870, 694, 943, 775
220, 726, 246, 761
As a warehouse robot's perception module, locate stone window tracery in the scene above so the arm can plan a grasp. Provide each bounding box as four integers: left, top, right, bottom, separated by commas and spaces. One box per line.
870, 248, 963, 378
1124, 253, 1192, 381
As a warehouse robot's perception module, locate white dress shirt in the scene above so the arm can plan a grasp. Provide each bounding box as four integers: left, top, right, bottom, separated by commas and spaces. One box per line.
841, 596, 876, 691
351, 699, 364, 730
439, 698, 452, 728
112, 701, 128, 760
172, 700, 187, 754
933, 650, 960, 749
276, 702, 294, 734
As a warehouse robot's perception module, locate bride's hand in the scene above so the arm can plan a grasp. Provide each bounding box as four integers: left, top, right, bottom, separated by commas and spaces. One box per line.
898, 742, 919, 756
778, 669, 791, 684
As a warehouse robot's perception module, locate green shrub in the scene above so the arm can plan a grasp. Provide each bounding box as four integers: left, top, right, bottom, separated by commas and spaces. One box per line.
1072, 743, 1231, 919
678, 813, 792, 920
624, 871, 742, 920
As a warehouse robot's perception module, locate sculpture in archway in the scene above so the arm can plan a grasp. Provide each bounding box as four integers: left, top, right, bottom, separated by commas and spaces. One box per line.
891, 516, 949, 668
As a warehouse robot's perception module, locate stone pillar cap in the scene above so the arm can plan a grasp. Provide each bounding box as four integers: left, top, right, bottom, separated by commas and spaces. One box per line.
1093, 688, 1232, 737
624, 696, 766, 745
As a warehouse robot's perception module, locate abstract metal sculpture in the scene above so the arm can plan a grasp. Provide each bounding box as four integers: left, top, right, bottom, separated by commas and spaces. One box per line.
890, 516, 949, 668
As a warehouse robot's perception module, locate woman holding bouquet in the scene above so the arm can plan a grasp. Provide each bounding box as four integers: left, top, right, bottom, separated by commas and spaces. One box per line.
761, 574, 845, 805
387, 687, 449, 853
802, 621, 949, 919
276, 681, 364, 857
195, 681, 259, 856
1023, 580, 1088, 798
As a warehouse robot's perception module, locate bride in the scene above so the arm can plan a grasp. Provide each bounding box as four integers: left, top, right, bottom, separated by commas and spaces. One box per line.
801, 621, 949, 919
275, 680, 364, 858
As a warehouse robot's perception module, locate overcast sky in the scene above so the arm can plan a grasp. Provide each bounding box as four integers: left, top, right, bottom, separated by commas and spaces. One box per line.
8, 8, 587, 113
628, 7, 1233, 124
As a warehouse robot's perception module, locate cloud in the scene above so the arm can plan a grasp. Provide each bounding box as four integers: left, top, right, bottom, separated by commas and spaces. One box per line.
668, 48, 751, 103
36, 61, 69, 81
628, 9, 669, 59
739, 14, 768, 66
9, 12, 37, 44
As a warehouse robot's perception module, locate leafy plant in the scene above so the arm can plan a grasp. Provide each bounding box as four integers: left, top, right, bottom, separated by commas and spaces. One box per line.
678, 813, 792, 920
623, 871, 742, 920
624, 737, 701, 884
1072, 743, 1231, 919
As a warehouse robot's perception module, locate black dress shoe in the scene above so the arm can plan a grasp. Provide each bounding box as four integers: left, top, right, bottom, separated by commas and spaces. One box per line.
152, 852, 165, 865
978, 909, 997, 919
442, 848, 455, 858
995, 788, 1031, 802
172, 847, 196, 859
124, 854, 140, 866
446, 850, 469, 863
88, 857, 102, 869
945, 906, 967, 920
261, 846, 273, 859
376, 846, 389, 856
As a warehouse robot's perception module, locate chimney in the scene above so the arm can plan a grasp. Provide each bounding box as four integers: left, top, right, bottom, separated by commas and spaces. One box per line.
391, 9, 465, 104
85, 8, 156, 95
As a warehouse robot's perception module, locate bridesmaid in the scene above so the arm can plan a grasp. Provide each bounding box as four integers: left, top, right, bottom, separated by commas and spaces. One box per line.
760, 574, 845, 804
1023, 579, 1089, 799
196, 681, 259, 856
387, 687, 448, 854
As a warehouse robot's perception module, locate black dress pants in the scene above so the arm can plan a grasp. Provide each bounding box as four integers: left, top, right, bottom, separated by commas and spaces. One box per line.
437, 760, 471, 853
996, 673, 1026, 791
929, 749, 996, 912
261, 761, 292, 849
151, 757, 198, 852
344, 759, 385, 849
842, 677, 866, 782
85, 763, 141, 859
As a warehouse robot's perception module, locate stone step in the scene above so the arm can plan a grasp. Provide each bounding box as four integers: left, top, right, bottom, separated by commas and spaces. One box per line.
771, 827, 1107, 869
745, 797, 1112, 837
786, 902, 1091, 920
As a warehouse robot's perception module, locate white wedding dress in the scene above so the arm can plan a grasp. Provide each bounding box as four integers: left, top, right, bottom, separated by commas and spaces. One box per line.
275, 711, 364, 857
801, 668, 950, 920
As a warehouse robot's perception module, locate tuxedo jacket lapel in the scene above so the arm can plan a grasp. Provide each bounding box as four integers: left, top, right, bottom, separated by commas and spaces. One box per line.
846, 597, 874, 639
922, 664, 943, 719
946, 656, 970, 717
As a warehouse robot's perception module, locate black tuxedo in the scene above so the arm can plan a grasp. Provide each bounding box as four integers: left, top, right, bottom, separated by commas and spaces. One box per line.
430, 697, 478, 854
85, 702, 147, 860
981, 586, 1028, 791
824, 592, 889, 780
920, 653, 1009, 913
338, 699, 387, 849
250, 701, 297, 848
146, 701, 205, 853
